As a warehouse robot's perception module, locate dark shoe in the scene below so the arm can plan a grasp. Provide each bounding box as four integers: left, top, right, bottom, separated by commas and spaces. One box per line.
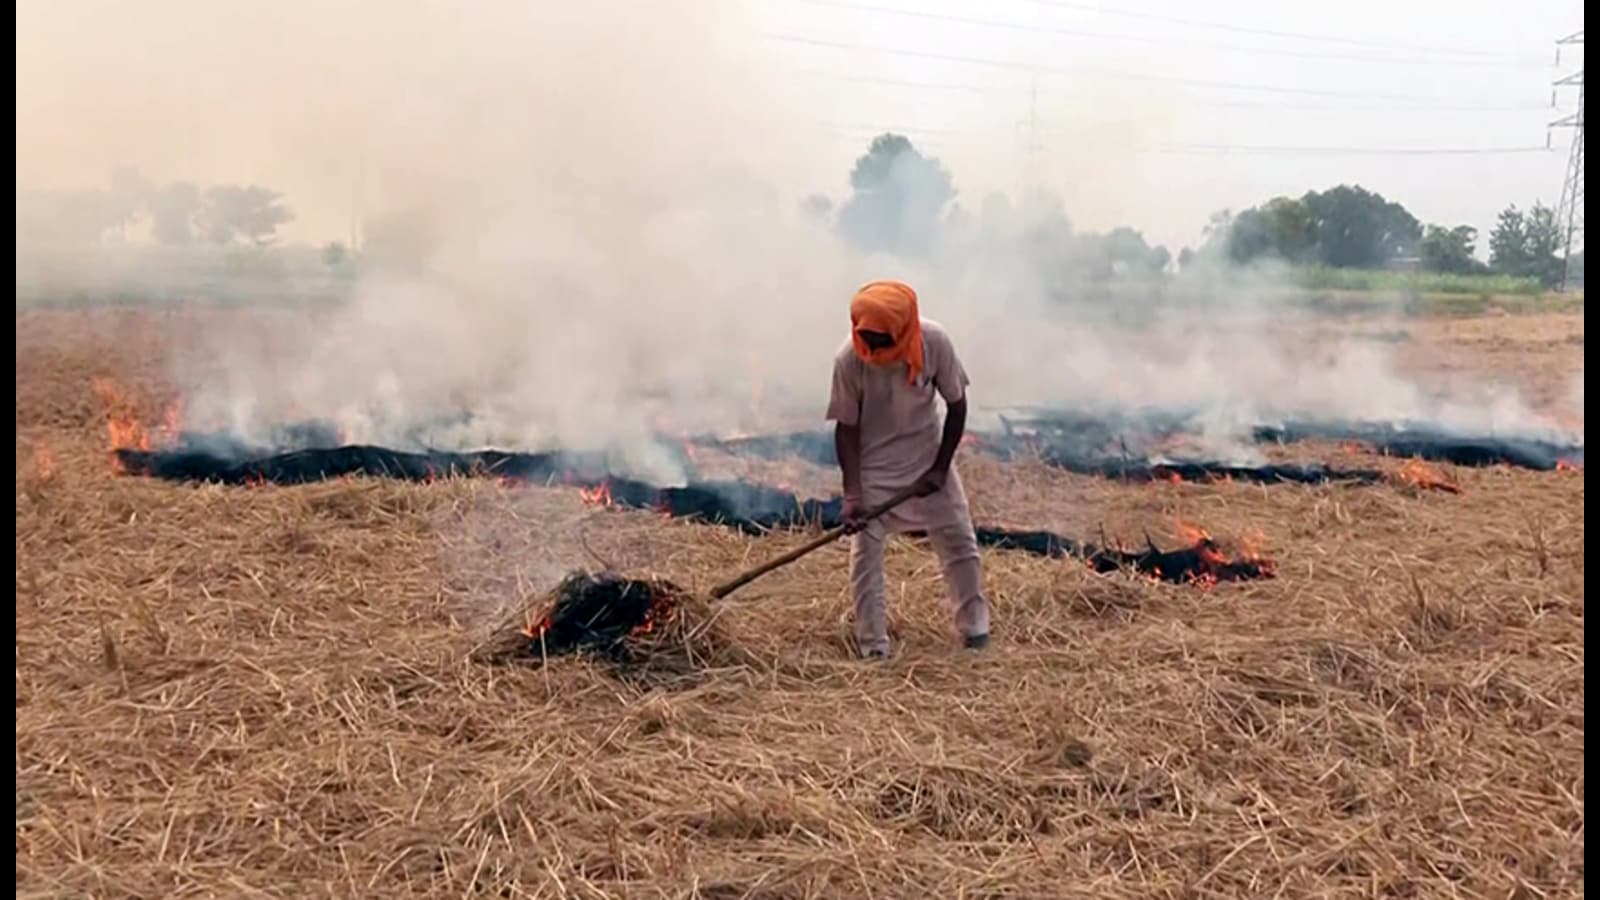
964, 633, 990, 651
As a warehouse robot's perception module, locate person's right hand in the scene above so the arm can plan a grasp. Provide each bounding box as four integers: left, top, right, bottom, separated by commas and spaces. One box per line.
842, 496, 867, 534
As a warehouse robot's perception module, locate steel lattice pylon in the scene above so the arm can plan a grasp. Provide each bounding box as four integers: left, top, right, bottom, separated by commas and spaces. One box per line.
1553, 32, 1584, 291
1556, 92, 1583, 290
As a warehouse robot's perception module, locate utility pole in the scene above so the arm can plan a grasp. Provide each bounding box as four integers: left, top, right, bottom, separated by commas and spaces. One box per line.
1552, 30, 1583, 292
1016, 75, 1041, 201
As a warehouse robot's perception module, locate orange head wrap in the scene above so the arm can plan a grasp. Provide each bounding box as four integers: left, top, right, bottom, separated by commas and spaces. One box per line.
849, 280, 924, 384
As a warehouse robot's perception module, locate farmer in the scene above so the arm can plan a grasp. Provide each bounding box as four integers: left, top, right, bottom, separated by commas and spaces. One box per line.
826, 279, 991, 659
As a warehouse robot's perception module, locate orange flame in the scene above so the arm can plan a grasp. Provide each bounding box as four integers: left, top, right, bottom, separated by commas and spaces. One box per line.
631, 592, 678, 636
579, 481, 614, 507
1175, 521, 1212, 545
1556, 458, 1582, 473
106, 416, 151, 452
91, 377, 152, 454
157, 400, 183, 444
521, 614, 554, 640
1395, 459, 1461, 494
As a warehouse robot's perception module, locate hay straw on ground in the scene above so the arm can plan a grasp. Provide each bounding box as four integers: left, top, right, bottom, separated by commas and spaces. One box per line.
15, 309, 1586, 897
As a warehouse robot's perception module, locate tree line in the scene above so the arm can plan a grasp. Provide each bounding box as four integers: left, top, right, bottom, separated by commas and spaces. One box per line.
19, 147, 1581, 290
812, 134, 1580, 289
17, 166, 294, 248
1200, 186, 1574, 288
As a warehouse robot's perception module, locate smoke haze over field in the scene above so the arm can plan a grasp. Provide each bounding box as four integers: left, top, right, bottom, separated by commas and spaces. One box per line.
16, 0, 1582, 471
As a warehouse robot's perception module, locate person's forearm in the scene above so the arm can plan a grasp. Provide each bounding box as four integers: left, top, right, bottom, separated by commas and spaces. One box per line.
836, 423, 864, 498
931, 398, 967, 473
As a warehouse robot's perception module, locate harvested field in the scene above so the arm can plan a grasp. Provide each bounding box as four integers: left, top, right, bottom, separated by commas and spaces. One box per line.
15, 308, 1586, 897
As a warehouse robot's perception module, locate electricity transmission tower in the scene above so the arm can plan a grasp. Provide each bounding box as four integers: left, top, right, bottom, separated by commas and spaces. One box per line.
1552, 31, 1584, 291
1016, 77, 1042, 200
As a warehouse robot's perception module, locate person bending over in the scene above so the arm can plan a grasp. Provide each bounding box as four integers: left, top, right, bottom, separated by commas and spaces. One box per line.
825, 279, 991, 659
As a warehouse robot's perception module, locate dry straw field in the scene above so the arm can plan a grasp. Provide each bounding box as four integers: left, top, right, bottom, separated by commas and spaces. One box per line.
15, 308, 1585, 898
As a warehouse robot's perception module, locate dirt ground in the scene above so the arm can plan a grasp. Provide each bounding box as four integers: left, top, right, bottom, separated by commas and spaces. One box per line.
15, 307, 1585, 898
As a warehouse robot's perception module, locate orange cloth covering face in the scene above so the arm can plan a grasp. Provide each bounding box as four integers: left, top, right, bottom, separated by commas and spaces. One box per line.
849, 280, 925, 384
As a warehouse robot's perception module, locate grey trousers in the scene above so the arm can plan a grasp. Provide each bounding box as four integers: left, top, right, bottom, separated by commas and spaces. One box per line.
849, 518, 991, 655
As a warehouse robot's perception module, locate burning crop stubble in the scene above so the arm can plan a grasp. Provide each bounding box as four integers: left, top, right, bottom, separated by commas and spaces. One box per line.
14, 0, 1588, 891
14, 304, 1587, 898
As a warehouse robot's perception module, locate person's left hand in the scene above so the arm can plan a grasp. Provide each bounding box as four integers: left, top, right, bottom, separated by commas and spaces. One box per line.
912, 465, 948, 497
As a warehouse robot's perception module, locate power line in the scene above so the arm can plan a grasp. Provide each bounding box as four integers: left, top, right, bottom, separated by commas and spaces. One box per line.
1016, 0, 1542, 60
789, 70, 1552, 111
804, 127, 1552, 158
788, 0, 1550, 68
1150, 143, 1553, 156
761, 33, 1538, 104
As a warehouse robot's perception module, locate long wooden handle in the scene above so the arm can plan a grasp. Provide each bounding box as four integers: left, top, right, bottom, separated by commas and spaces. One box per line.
708, 485, 920, 600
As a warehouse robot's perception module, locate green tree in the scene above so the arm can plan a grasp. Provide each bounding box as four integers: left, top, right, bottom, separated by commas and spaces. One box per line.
198, 185, 293, 246
1300, 185, 1420, 268
1418, 224, 1483, 274
1524, 203, 1564, 286
1489, 205, 1527, 274
1489, 202, 1563, 286
836, 133, 954, 257
1206, 186, 1418, 267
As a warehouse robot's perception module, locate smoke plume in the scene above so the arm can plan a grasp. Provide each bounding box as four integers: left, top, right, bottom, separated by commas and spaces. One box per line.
17, 0, 1581, 476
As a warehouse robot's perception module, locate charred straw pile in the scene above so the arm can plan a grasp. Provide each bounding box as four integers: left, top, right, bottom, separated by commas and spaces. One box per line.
475, 571, 747, 681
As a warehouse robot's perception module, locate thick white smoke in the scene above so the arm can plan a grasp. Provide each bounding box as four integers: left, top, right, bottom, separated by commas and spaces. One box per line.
17, 0, 1581, 471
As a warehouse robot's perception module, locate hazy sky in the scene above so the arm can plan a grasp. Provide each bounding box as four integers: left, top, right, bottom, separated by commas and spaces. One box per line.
16, 0, 1583, 251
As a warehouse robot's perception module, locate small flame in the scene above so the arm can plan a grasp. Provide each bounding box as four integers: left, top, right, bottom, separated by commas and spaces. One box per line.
1396, 459, 1460, 493
157, 400, 183, 444
630, 592, 677, 636
1164, 470, 1184, 484
520, 614, 553, 639
107, 416, 151, 452
579, 481, 614, 507
1175, 521, 1211, 545
91, 377, 152, 454
1556, 458, 1582, 473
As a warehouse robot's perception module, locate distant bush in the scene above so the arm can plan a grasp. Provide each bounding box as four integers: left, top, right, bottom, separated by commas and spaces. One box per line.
1289, 266, 1543, 297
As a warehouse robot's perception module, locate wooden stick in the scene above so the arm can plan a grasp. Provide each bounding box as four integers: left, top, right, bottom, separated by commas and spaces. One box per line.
708, 485, 921, 600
